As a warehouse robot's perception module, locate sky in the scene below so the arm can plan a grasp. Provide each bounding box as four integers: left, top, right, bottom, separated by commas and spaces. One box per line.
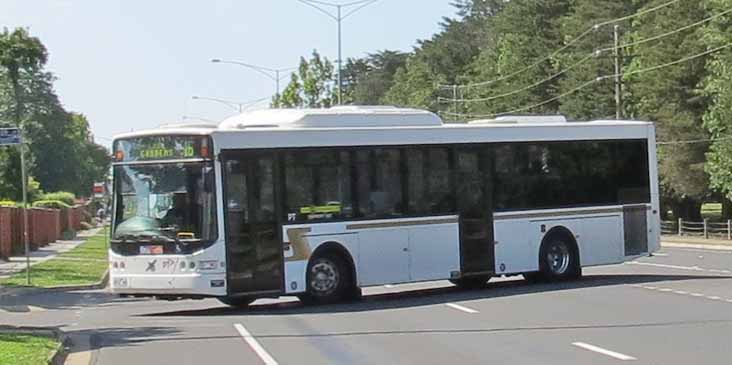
2, 0, 458, 146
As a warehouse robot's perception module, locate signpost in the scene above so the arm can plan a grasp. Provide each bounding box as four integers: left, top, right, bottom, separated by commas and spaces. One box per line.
0, 127, 30, 285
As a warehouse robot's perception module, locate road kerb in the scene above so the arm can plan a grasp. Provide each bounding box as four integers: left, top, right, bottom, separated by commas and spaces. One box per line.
662, 242, 732, 251
0, 270, 108, 299
0, 325, 70, 365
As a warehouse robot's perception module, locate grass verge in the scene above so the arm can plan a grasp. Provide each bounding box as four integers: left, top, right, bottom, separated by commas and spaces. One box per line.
0, 333, 59, 365
0, 233, 108, 288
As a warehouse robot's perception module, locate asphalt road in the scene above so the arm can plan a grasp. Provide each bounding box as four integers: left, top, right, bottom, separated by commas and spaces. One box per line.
2, 245, 732, 365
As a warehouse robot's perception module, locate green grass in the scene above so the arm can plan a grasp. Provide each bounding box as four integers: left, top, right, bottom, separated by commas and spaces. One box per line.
58, 234, 108, 261
0, 233, 108, 288
0, 334, 59, 365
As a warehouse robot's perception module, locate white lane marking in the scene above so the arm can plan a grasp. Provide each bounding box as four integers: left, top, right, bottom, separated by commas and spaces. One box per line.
707, 296, 722, 300
445, 303, 479, 314
658, 288, 673, 292
673, 291, 688, 295
690, 293, 705, 297
572, 342, 637, 361
626, 261, 705, 272
652, 253, 669, 257
234, 323, 278, 365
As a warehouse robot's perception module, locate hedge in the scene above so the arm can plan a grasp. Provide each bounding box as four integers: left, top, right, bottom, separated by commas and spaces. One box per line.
31, 200, 72, 210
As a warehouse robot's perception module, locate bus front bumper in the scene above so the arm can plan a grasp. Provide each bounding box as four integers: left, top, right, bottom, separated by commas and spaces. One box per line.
110, 272, 227, 297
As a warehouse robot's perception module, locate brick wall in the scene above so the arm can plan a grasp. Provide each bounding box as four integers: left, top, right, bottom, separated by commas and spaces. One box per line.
0, 206, 65, 260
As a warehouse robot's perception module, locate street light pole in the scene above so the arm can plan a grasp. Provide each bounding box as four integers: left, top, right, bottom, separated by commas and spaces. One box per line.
210, 59, 294, 107
296, 0, 381, 105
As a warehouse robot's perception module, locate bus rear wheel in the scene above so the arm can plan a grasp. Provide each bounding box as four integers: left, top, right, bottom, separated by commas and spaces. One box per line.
301, 253, 352, 304
536, 235, 581, 282
218, 296, 254, 308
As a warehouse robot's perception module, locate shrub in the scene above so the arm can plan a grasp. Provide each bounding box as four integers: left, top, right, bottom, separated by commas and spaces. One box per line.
0, 200, 17, 207
32, 200, 72, 210
40, 192, 76, 206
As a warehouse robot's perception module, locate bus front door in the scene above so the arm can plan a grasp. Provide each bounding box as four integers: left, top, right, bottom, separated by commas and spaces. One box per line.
222, 152, 283, 296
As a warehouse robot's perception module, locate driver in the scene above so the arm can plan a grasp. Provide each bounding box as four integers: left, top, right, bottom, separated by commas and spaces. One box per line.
160, 194, 188, 229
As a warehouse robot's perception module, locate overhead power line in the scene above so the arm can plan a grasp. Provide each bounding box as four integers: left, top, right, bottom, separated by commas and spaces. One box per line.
657, 136, 732, 145
597, 8, 732, 53
440, 8, 732, 105
441, 43, 731, 119
439, 0, 683, 90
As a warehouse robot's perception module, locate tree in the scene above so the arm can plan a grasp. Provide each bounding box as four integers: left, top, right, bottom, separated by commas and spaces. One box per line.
462, 0, 570, 117
0, 28, 47, 127
702, 0, 732, 213
624, 0, 711, 220
342, 50, 408, 105
556, 0, 636, 120
0, 28, 109, 200
278, 50, 334, 108
385, 0, 503, 114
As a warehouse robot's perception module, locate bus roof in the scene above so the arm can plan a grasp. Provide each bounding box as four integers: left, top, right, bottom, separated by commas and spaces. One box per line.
113, 106, 653, 143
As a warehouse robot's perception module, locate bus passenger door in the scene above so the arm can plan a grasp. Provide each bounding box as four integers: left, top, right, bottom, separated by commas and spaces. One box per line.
222, 151, 283, 295
455, 148, 495, 276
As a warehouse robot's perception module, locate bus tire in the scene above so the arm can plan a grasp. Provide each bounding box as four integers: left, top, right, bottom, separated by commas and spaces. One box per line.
537, 232, 581, 281
449, 276, 489, 290
302, 252, 352, 304
218, 296, 254, 308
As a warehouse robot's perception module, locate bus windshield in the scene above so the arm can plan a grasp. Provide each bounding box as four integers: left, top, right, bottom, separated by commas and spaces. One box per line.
112, 162, 217, 243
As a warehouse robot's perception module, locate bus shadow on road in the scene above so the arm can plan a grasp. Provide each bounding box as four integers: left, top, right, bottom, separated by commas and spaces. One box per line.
138, 273, 731, 317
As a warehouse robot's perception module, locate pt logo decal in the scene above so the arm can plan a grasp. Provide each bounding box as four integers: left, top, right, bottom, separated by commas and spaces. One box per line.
146, 260, 157, 272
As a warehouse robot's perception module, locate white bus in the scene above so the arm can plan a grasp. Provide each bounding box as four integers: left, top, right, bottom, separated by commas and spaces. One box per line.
109, 106, 660, 307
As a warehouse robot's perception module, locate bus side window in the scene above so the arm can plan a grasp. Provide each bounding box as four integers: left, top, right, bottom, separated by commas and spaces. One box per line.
355, 149, 403, 218
283, 150, 353, 222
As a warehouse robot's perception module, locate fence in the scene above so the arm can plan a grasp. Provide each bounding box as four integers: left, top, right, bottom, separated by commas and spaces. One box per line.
662, 219, 732, 240
0, 205, 86, 260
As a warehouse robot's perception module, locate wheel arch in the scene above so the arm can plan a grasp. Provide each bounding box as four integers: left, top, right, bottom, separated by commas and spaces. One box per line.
309, 241, 358, 288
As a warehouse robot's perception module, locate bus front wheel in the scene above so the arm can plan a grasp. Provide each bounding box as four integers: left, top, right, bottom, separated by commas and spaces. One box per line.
301, 253, 352, 304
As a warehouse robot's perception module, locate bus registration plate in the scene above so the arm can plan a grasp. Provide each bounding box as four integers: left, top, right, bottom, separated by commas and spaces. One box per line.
140, 245, 163, 255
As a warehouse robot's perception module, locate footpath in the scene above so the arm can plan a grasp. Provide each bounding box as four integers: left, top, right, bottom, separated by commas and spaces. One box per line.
0, 228, 102, 280
661, 235, 732, 251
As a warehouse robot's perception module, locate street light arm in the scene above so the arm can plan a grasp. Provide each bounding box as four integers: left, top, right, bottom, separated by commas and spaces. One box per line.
341, 0, 378, 8
342, 0, 379, 19
192, 96, 241, 111
296, 0, 339, 20
214, 60, 279, 81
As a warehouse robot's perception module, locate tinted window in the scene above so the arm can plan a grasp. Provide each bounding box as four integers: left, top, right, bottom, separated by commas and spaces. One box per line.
406, 147, 454, 214
284, 150, 352, 221
494, 140, 650, 211
355, 149, 404, 218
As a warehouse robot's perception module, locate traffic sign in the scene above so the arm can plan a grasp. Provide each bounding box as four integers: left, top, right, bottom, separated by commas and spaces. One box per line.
0, 128, 22, 145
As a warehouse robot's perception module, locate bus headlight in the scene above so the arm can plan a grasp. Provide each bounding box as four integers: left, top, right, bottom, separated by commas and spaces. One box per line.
198, 260, 218, 270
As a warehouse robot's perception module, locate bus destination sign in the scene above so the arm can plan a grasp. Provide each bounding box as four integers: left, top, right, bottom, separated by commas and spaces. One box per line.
114, 136, 209, 162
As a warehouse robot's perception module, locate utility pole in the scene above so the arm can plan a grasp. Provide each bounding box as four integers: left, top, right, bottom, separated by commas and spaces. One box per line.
20, 142, 29, 285
297, 0, 381, 106
614, 25, 622, 120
